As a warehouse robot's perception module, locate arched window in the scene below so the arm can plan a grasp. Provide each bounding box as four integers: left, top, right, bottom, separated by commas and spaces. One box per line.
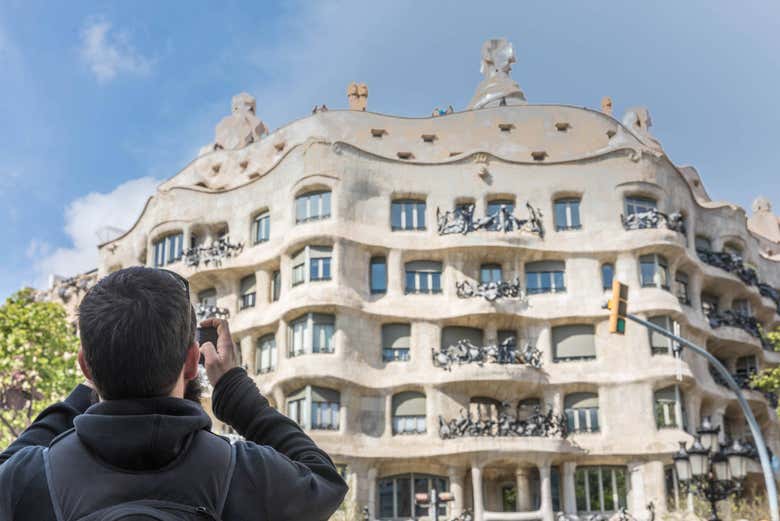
392, 391, 426, 434
624, 196, 656, 217
723, 241, 743, 257
554, 197, 582, 231
152, 232, 184, 267
288, 313, 335, 356
256, 334, 277, 374
654, 386, 686, 430
295, 190, 331, 223
486, 198, 515, 231
639, 254, 669, 290
286, 386, 340, 430
239, 274, 256, 310
601, 263, 614, 290
253, 210, 270, 244
695, 235, 712, 253
552, 325, 595, 362
382, 323, 410, 362
564, 392, 599, 433
391, 199, 426, 230
291, 245, 332, 286
405, 261, 442, 294
480, 263, 503, 284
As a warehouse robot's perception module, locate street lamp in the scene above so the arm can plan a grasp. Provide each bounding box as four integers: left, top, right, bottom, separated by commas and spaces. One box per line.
672, 417, 751, 521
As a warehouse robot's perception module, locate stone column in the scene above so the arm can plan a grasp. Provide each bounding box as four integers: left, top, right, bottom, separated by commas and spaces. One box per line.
240, 336, 254, 374
515, 467, 532, 512
562, 462, 577, 515
384, 393, 393, 438
367, 467, 378, 520
471, 465, 485, 521
449, 467, 466, 516
538, 462, 554, 521
256, 268, 271, 305
628, 462, 645, 515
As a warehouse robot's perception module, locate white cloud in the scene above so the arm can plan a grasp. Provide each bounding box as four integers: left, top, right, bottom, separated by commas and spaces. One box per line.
79, 18, 152, 83
32, 177, 159, 287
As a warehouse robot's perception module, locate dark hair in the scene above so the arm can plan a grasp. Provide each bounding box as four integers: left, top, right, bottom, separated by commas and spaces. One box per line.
78, 267, 194, 399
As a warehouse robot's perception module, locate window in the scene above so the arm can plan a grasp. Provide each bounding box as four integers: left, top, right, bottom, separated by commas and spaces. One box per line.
378, 474, 448, 519
288, 313, 335, 356
391, 199, 426, 230
271, 270, 281, 301
486, 199, 515, 231
639, 254, 669, 289
701, 293, 719, 316
370, 256, 388, 294
564, 393, 599, 433
655, 386, 686, 430
664, 466, 685, 512
198, 288, 217, 308
480, 263, 502, 284
392, 392, 427, 435
405, 261, 442, 294
256, 334, 277, 374
441, 326, 483, 350
552, 325, 596, 362
735, 355, 758, 378
153, 232, 184, 267
525, 261, 566, 294
382, 324, 410, 362
601, 263, 614, 290
648, 316, 680, 355
239, 274, 256, 310
291, 245, 332, 286
695, 235, 712, 253
253, 211, 270, 244
286, 386, 340, 430
554, 198, 582, 231
295, 190, 331, 223
732, 298, 750, 316
724, 242, 743, 257
675, 271, 690, 305
624, 196, 656, 217
470, 397, 501, 425
574, 466, 627, 513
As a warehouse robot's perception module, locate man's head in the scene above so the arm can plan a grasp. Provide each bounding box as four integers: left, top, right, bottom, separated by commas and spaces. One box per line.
78, 267, 198, 400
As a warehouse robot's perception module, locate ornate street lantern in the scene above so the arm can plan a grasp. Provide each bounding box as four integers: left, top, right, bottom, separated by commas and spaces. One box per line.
697, 415, 721, 453
711, 451, 730, 481
673, 441, 692, 482
725, 439, 749, 481
688, 436, 710, 478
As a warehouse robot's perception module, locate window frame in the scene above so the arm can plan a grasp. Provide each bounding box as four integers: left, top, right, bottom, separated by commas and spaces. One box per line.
554, 197, 582, 231
675, 271, 690, 305
601, 263, 615, 291
391, 199, 427, 231
525, 261, 566, 294
152, 232, 184, 267
286, 385, 340, 431
654, 385, 686, 430
624, 196, 657, 217
574, 466, 628, 514
295, 190, 332, 224
291, 245, 333, 287
377, 473, 449, 520
404, 261, 443, 294
253, 211, 271, 244
382, 323, 411, 362
287, 312, 336, 357
564, 393, 600, 433
370, 256, 388, 294
480, 263, 503, 284
256, 334, 277, 374
639, 254, 670, 290
486, 199, 516, 231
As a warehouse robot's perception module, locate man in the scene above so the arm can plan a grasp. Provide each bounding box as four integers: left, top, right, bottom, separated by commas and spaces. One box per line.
0, 267, 348, 520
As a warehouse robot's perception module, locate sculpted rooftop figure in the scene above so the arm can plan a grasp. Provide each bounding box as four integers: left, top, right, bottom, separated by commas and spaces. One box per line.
748, 196, 780, 243
467, 38, 527, 110
213, 92, 268, 151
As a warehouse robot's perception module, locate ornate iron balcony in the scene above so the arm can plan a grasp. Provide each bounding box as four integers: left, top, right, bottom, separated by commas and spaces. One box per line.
706, 309, 771, 349
710, 368, 779, 407
438, 403, 567, 439
620, 208, 686, 234
185, 238, 244, 268
436, 202, 544, 237
195, 302, 230, 321
432, 337, 542, 370
696, 249, 760, 286
758, 282, 780, 313
455, 278, 527, 302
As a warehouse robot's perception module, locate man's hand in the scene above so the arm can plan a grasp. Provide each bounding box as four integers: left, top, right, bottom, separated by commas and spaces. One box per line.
198, 318, 237, 386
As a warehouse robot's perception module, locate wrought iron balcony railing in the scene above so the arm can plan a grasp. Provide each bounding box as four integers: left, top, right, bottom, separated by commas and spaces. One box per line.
620, 208, 686, 234
432, 337, 542, 370
195, 302, 230, 321
438, 403, 567, 439
184, 238, 244, 268
696, 249, 759, 285
706, 309, 771, 349
709, 367, 779, 408
436, 202, 544, 237
455, 278, 527, 302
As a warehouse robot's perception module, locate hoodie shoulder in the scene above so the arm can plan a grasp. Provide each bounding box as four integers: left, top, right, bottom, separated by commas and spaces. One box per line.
0, 446, 55, 520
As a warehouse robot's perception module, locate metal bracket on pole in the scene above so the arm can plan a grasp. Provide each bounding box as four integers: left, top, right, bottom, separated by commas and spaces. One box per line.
627, 313, 779, 521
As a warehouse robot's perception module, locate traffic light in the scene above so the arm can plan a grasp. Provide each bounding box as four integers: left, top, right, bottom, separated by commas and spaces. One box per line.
607, 279, 629, 334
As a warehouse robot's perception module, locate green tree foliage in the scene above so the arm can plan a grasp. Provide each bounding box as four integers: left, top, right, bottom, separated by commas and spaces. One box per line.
0, 288, 80, 448
751, 326, 780, 415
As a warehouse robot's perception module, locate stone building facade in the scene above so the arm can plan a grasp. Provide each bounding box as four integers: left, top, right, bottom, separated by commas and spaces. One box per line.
44, 39, 780, 521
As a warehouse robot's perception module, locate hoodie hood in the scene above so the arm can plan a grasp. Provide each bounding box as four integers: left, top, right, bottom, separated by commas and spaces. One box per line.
73, 396, 211, 471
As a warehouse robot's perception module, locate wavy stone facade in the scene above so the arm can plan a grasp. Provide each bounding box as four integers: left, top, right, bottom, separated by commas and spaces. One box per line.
83, 42, 780, 521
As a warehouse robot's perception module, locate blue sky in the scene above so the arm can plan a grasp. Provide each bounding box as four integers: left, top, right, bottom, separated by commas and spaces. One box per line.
1, 1, 779, 299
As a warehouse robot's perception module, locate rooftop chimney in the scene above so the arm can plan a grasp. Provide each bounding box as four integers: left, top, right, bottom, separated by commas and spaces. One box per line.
347, 82, 368, 111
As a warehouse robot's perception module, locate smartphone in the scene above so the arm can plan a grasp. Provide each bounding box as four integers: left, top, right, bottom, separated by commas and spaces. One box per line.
196, 326, 219, 365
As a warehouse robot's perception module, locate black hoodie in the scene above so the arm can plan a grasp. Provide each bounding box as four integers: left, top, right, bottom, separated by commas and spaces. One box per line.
0, 368, 348, 520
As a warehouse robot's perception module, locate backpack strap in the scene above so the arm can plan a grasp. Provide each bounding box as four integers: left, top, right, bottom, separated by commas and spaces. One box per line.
215, 441, 236, 516
42, 446, 66, 521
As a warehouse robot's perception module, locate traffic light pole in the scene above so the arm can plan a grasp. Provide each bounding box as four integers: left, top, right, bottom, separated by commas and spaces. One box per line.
626, 312, 779, 521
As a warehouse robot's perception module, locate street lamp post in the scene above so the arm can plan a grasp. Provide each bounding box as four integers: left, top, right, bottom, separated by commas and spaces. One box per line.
672, 416, 752, 521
